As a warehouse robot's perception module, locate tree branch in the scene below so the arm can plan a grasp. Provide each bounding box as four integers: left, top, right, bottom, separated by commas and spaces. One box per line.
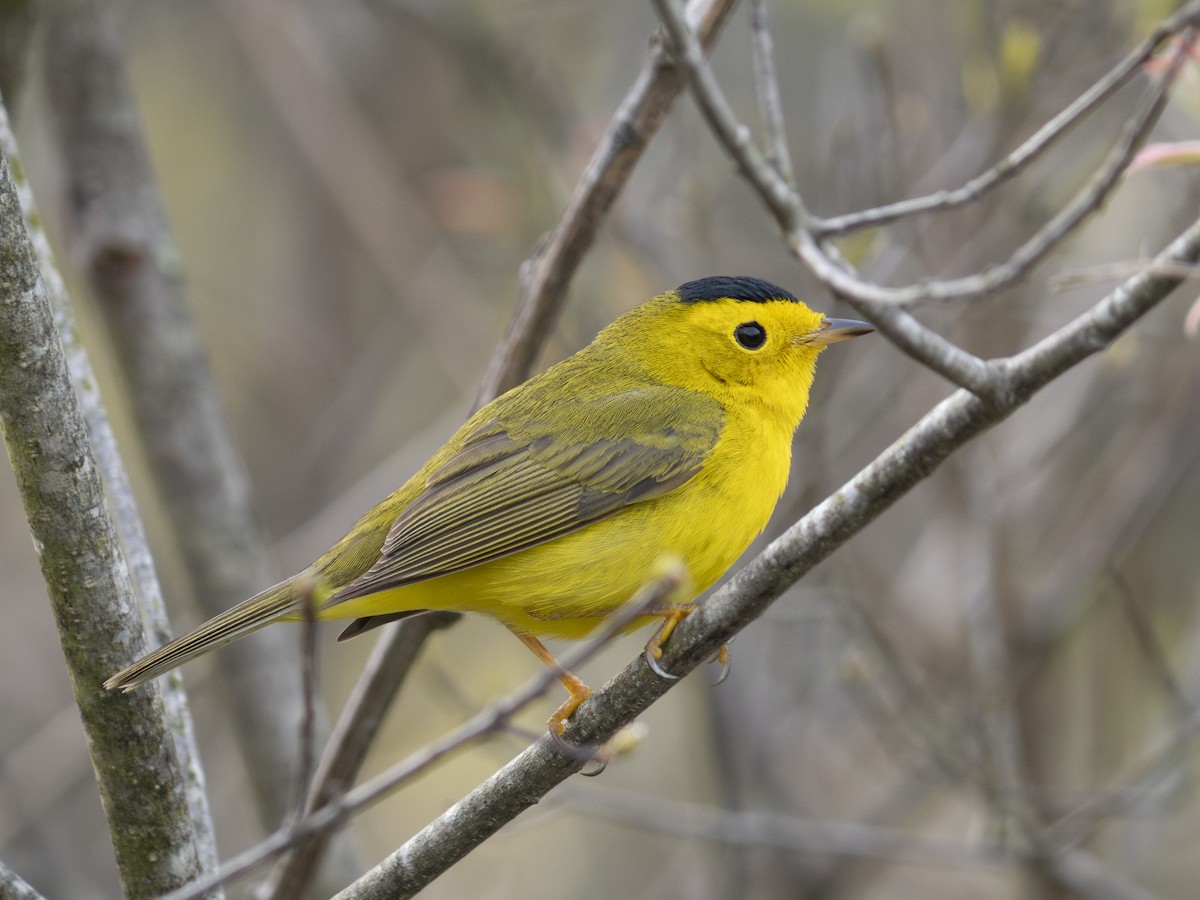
264, 2, 742, 891
475, 0, 740, 402
41, 5, 360, 885
0, 859, 46, 900
0, 97, 217, 900
330, 208, 1200, 897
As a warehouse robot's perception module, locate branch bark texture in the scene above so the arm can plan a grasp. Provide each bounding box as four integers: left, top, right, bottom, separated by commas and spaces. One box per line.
336, 214, 1200, 897
42, 5, 359, 886
0, 109, 211, 899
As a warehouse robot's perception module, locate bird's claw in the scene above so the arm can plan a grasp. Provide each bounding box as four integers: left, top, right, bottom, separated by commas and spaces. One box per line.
643, 646, 680, 681
710, 642, 732, 685
547, 723, 603, 763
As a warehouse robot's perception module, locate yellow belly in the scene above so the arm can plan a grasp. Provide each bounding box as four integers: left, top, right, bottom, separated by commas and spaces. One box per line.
325, 409, 794, 639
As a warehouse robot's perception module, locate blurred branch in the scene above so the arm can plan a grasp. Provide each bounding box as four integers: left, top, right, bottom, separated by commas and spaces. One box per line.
653, 0, 1199, 391
749, 0, 793, 185
475, 0, 740, 402
41, 5, 363, 887
961, 505, 1034, 843
160, 566, 688, 900
0, 860, 45, 900
327, 209, 1200, 896
0, 98, 216, 899
557, 783, 1157, 900
813, 7, 1199, 236
261, 612, 458, 899
0, 0, 34, 118
563, 784, 1012, 867
1111, 572, 1196, 719
262, 2, 742, 892
216, 0, 471, 318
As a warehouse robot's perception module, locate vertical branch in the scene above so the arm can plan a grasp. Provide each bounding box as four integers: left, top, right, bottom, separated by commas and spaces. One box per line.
962, 483, 1034, 843
0, 103, 215, 899
41, 3, 359, 887
749, 0, 793, 184
261, 613, 457, 900
2, 99, 222, 885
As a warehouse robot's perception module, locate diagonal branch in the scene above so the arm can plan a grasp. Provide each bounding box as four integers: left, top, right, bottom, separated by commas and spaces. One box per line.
652, 0, 1199, 405
331, 208, 1200, 898
476, 0, 740, 402
265, 2, 741, 893
813, 2, 1200, 236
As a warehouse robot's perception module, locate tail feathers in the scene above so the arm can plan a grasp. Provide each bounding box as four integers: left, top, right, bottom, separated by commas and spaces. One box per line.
104, 579, 304, 692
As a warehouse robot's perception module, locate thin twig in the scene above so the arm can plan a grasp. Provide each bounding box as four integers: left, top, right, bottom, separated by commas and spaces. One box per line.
655, 0, 1196, 309
1049, 258, 1200, 289
649, 0, 800, 231
961, 495, 1035, 846
261, 612, 458, 899
262, 4, 743, 892
475, 0, 740, 402
162, 564, 688, 900
1110, 571, 1196, 721
653, 0, 1197, 397
328, 212, 1200, 899
813, 0, 1200, 235
749, 0, 794, 185
561, 784, 1014, 867
293, 577, 321, 828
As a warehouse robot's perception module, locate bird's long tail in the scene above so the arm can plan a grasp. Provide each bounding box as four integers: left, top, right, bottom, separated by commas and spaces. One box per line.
104, 577, 313, 692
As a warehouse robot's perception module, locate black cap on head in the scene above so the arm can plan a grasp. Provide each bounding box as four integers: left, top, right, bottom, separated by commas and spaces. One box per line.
677, 276, 798, 304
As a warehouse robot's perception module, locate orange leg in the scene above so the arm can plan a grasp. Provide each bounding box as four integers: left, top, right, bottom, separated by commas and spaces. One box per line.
643, 602, 693, 662
510, 628, 592, 735
643, 602, 731, 680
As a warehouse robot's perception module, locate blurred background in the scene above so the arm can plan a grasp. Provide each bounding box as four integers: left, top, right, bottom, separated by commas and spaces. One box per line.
3, 0, 1200, 897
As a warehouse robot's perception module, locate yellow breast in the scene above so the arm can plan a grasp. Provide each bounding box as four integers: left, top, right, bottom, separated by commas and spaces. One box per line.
333, 402, 795, 639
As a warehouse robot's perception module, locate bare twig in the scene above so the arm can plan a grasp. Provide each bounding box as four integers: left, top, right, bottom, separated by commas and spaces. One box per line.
564, 784, 1013, 867
216, 0, 479, 330
557, 781, 1160, 899
293, 578, 321, 828
475, 0, 740, 402
961, 501, 1035, 845
1111, 571, 1196, 720
261, 612, 458, 899
648, 0, 800, 231
325, 212, 1200, 898
813, 1, 1200, 236
654, 0, 1196, 304
749, 0, 793, 185
162, 564, 688, 900
263, 3, 744, 891
652, 0, 1198, 399
1050, 259, 1200, 289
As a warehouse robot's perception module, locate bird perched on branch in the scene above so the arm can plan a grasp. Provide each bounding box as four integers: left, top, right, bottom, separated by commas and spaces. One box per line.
106, 276, 872, 734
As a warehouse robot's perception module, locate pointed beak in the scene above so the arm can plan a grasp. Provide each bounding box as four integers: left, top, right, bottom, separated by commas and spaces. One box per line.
806, 317, 874, 346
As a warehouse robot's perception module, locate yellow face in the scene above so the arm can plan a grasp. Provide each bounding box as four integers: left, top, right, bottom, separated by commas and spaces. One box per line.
617, 292, 836, 425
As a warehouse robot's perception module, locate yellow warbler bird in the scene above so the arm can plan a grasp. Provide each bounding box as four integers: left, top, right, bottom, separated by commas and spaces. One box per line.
106, 277, 871, 732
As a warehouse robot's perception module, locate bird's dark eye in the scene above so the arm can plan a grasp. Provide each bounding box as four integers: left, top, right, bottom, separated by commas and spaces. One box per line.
734, 321, 766, 350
